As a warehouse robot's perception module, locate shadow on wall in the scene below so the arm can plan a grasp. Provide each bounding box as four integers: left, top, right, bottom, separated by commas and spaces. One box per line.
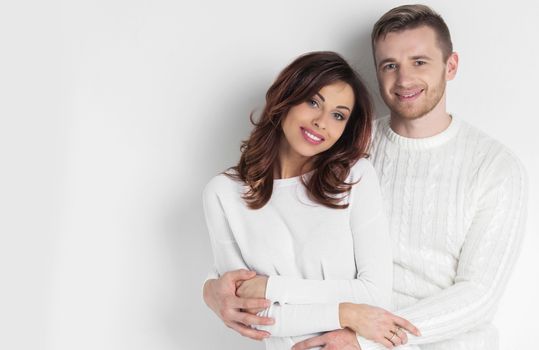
158, 77, 268, 348
343, 22, 389, 119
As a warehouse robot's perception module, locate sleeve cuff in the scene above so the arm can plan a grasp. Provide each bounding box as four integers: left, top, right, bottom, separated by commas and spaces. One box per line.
266, 275, 288, 302
255, 302, 342, 337
356, 335, 383, 350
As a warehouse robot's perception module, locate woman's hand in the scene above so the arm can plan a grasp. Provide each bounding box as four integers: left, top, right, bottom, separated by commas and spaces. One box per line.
236, 275, 268, 315
339, 303, 421, 348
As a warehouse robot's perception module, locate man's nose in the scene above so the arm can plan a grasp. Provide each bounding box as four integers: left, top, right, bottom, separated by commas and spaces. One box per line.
396, 65, 413, 86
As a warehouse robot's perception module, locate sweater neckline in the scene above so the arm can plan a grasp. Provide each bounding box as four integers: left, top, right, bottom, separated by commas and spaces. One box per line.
382, 115, 461, 150
273, 175, 301, 187
273, 170, 314, 188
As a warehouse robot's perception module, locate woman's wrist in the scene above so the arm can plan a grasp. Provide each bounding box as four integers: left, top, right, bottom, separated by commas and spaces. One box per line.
339, 302, 354, 328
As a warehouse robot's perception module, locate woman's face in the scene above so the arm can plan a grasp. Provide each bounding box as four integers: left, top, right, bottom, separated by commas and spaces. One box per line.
280, 81, 355, 160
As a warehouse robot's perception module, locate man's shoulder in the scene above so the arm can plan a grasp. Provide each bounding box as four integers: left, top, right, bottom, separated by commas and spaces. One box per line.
459, 120, 525, 177
373, 116, 390, 136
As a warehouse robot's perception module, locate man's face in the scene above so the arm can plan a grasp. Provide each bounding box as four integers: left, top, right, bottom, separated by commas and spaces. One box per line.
373, 25, 457, 121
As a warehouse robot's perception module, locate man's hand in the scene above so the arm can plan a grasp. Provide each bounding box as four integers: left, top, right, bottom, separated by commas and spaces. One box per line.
203, 269, 274, 340
339, 303, 420, 348
292, 328, 360, 350
236, 275, 268, 314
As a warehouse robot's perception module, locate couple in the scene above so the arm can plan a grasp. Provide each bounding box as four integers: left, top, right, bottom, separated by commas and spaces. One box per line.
202, 4, 527, 350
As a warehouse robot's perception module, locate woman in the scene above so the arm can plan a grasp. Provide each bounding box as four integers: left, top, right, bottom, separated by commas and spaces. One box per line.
203, 51, 417, 349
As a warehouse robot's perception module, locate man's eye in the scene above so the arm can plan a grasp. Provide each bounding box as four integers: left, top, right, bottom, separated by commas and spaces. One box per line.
415, 60, 426, 66
384, 63, 397, 71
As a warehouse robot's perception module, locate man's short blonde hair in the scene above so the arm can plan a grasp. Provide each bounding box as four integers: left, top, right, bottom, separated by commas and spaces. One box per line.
372, 4, 453, 61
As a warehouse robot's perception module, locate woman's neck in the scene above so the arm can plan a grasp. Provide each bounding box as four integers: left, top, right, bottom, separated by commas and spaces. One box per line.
275, 149, 312, 179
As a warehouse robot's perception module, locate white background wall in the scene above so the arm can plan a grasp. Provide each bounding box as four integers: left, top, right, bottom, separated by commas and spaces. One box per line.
0, 1, 537, 349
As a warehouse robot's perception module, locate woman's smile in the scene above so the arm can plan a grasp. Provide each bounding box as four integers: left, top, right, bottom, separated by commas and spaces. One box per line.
300, 126, 325, 145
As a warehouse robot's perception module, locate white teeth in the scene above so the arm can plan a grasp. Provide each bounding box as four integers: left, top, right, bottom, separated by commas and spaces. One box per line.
304, 129, 322, 142
400, 91, 420, 98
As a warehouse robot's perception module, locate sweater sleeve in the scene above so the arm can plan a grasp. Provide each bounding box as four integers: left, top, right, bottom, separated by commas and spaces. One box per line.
203, 177, 363, 337
358, 152, 528, 349
203, 179, 249, 274
265, 161, 393, 309
254, 207, 391, 337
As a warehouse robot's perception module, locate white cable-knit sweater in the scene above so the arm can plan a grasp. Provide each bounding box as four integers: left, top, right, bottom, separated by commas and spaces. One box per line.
204, 116, 527, 350
354, 116, 527, 349
203, 159, 393, 350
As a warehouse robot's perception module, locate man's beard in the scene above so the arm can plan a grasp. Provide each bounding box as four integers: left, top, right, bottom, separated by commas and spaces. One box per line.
385, 74, 446, 120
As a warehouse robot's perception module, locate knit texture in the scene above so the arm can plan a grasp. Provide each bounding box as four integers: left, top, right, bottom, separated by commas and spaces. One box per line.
356, 116, 528, 350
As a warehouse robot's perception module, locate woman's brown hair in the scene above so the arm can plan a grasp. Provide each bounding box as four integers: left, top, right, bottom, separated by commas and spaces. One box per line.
229, 51, 373, 209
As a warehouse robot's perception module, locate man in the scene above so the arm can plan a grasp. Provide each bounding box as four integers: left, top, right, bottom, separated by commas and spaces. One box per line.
203, 5, 527, 350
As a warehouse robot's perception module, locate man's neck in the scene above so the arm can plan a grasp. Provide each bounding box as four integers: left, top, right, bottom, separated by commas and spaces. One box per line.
390, 98, 452, 138
390, 113, 452, 139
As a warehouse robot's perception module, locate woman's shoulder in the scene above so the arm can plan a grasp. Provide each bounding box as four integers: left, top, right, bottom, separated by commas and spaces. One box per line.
203, 171, 244, 198
349, 157, 377, 182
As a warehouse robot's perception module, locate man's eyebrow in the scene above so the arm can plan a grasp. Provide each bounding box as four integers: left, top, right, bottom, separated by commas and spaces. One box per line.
377, 55, 434, 68
316, 92, 325, 102
411, 55, 432, 60
377, 58, 395, 68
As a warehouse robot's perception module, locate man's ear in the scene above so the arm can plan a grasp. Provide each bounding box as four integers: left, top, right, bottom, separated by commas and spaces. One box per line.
446, 52, 459, 81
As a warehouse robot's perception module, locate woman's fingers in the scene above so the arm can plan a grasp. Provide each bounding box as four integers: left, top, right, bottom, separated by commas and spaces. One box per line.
392, 315, 421, 336
380, 337, 395, 349
395, 327, 408, 344
384, 330, 402, 346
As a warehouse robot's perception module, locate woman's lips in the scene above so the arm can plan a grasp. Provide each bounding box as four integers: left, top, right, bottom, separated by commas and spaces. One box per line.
300, 127, 325, 145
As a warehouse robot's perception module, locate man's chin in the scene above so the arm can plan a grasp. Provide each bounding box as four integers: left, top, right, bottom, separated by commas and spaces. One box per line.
391, 109, 427, 121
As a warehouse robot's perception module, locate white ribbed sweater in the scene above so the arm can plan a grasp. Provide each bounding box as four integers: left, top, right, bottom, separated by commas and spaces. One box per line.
204, 116, 527, 350
355, 116, 528, 350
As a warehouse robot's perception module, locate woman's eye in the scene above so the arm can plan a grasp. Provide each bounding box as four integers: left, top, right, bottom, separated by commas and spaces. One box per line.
334, 113, 345, 121
308, 99, 319, 108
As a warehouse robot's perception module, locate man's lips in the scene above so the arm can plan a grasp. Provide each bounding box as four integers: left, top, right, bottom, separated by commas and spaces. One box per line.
300, 127, 325, 145
395, 89, 424, 101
